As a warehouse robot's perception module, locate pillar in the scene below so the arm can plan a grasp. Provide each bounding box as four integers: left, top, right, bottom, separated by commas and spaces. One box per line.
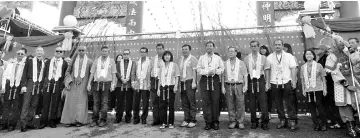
340, 1, 359, 18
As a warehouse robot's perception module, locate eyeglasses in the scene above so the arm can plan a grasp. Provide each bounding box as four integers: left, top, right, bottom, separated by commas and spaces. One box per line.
56, 50, 63, 53
78, 49, 85, 52
123, 53, 129, 55
250, 46, 258, 48
17, 53, 24, 56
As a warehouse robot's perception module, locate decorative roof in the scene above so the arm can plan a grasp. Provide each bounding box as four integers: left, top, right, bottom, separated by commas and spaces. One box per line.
12, 14, 56, 36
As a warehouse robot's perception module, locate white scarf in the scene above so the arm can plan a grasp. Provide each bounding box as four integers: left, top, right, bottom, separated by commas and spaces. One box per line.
249, 53, 261, 79
204, 53, 216, 74
137, 57, 150, 80
154, 55, 160, 77
32, 57, 45, 82
74, 55, 88, 78
179, 54, 192, 79
96, 56, 110, 79
8, 58, 26, 87
161, 62, 174, 86
304, 61, 317, 89
48, 57, 64, 81
120, 59, 133, 80
226, 58, 240, 82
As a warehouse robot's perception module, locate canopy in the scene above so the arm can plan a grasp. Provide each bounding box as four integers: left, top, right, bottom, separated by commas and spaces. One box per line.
311, 17, 360, 32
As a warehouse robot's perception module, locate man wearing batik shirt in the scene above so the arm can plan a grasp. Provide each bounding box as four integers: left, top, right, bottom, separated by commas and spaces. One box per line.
133, 47, 151, 125
178, 44, 198, 128
0, 49, 27, 131
325, 36, 360, 138
197, 41, 224, 130
20, 47, 46, 132
87, 46, 117, 127
115, 49, 136, 124
38, 47, 68, 129
265, 39, 298, 131
244, 41, 270, 130
149, 43, 165, 126
222, 46, 248, 130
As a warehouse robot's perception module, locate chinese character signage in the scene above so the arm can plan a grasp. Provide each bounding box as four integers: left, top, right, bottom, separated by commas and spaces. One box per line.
126, 1, 143, 34
257, 1, 275, 26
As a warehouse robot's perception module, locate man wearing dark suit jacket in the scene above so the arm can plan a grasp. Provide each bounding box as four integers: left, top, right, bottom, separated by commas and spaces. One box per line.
38, 47, 68, 129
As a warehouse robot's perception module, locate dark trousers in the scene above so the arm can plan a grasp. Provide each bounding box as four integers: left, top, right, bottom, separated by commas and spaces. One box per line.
110, 89, 117, 109
159, 85, 176, 125
92, 82, 110, 122
133, 90, 150, 122
323, 74, 342, 124
306, 91, 326, 125
248, 75, 269, 124
181, 79, 197, 123
115, 86, 134, 121
20, 91, 39, 127
36, 92, 43, 115
2, 84, 21, 127
40, 80, 62, 125
267, 89, 273, 112
200, 75, 221, 124
271, 81, 297, 121
150, 77, 160, 123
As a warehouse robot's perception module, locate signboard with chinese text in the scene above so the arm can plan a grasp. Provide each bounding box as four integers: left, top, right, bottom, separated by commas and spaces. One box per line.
126, 1, 143, 34
257, 1, 275, 26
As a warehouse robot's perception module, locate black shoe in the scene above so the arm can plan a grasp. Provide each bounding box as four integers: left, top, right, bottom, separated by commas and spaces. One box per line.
213, 122, 219, 130
261, 124, 269, 130
314, 124, 320, 131
114, 118, 121, 124
0, 125, 8, 130
133, 120, 140, 124
251, 123, 258, 129
20, 126, 27, 132
151, 122, 160, 126
347, 121, 357, 138
321, 124, 327, 131
49, 123, 57, 128
27, 125, 36, 129
289, 120, 297, 132
125, 119, 131, 123
38, 124, 47, 129
204, 123, 212, 130
277, 120, 286, 129
8, 126, 15, 132
141, 120, 147, 124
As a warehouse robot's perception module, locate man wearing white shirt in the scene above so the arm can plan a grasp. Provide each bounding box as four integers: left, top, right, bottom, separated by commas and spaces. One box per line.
197, 41, 224, 130
149, 43, 164, 126
265, 39, 298, 131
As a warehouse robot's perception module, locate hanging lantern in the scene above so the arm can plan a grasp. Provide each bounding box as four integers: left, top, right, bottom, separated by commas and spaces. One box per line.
63, 15, 78, 27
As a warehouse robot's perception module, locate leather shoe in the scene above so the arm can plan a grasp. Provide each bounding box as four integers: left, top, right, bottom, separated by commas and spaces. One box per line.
261, 124, 269, 130
89, 121, 98, 127
133, 121, 140, 124
277, 120, 286, 129
141, 120, 147, 124
314, 124, 320, 131
20, 126, 27, 132
8, 126, 15, 132
38, 124, 47, 129
114, 118, 121, 124
99, 121, 106, 127
125, 120, 131, 123
204, 123, 212, 130
213, 122, 219, 130
151, 122, 160, 126
49, 123, 57, 128
27, 125, 36, 129
251, 123, 258, 129
0, 125, 8, 130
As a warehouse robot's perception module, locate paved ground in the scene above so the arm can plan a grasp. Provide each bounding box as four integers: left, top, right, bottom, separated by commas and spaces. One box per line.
0, 112, 349, 138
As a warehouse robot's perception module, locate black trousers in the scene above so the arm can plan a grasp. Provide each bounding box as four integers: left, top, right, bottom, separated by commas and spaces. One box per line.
271, 81, 297, 121
20, 87, 40, 127
36, 92, 43, 115
181, 79, 197, 123
110, 88, 117, 109
1, 83, 21, 127
150, 77, 160, 123
92, 82, 111, 122
133, 89, 150, 122
306, 91, 326, 125
323, 74, 342, 124
159, 85, 176, 125
115, 86, 134, 121
40, 80, 62, 125
248, 75, 269, 124
200, 75, 221, 124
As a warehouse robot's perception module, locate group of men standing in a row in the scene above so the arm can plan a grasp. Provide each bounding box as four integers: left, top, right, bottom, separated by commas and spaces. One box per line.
0, 37, 358, 137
